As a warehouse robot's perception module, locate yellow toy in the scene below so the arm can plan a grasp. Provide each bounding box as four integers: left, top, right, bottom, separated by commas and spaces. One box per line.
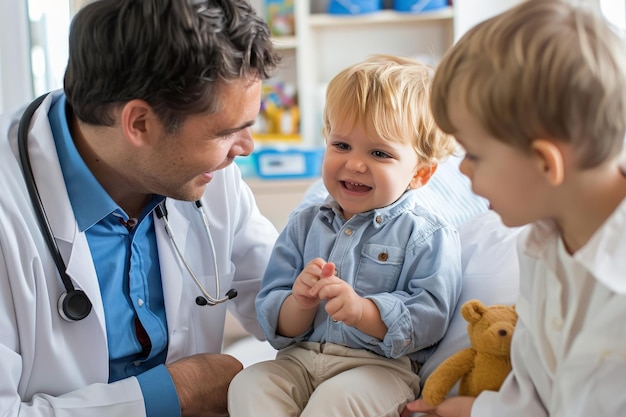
421, 299, 518, 406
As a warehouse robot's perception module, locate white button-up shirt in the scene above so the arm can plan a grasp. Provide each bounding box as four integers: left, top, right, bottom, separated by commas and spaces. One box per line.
473, 189, 626, 416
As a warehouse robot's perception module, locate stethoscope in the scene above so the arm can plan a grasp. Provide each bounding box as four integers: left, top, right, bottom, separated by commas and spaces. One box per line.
155, 200, 237, 307
18, 93, 236, 322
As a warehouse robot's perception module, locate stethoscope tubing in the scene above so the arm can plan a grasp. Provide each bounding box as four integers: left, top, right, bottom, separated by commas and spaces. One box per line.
156, 200, 235, 306
18, 93, 93, 321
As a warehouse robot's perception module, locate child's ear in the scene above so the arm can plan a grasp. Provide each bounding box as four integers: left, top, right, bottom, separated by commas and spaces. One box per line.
408, 162, 438, 189
531, 139, 564, 186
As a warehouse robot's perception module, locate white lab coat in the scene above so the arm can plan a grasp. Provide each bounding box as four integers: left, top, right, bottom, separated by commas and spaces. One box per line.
0, 91, 278, 417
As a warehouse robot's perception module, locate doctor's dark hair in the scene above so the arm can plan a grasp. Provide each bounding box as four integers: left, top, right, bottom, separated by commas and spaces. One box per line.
64, 0, 280, 134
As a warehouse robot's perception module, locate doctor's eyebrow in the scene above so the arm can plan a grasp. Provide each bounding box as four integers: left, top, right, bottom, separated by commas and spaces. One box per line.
214, 121, 255, 137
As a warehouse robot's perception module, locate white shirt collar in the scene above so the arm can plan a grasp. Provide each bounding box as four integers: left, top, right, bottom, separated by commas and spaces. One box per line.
523, 184, 626, 294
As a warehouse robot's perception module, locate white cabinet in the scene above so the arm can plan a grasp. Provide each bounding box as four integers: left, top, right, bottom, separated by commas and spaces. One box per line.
250, 0, 455, 146
246, 178, 318, 231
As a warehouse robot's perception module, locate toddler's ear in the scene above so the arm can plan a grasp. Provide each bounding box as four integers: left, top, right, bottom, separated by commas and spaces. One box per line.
531, 139, 564, 186
408, 162, 438, 189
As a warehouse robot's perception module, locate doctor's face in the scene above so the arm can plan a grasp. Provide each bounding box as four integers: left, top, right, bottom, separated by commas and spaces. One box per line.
143, 78, 260, 201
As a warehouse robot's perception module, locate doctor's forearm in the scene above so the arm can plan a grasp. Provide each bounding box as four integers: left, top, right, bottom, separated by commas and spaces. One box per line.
167, 353, 243, 417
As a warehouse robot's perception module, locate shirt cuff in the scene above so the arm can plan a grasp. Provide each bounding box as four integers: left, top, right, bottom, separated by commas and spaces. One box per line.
136, 364, 181, 417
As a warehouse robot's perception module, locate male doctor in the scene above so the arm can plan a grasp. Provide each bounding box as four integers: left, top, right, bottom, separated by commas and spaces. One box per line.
0, 0, 281, 416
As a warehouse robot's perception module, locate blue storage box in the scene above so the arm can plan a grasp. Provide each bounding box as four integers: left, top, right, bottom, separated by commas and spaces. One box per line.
328, 0, 382, 15
254, 147, 325, 179
393, 0, 447, 13
234, 155, 257, 178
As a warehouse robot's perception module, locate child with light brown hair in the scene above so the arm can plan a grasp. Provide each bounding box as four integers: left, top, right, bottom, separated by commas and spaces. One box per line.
228, 54, 462, 417
405, 1, 626, 416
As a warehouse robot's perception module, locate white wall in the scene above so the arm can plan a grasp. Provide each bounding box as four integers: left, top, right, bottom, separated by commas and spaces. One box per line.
454, 0, 524, 41
0, 0, 32, 113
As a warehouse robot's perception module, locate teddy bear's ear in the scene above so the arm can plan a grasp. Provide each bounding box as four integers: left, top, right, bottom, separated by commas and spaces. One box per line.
461, 299, 487, 324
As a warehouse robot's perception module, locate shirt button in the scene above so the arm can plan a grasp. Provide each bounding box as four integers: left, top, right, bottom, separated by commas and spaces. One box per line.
344, 228, 353, 236
375, 215, 382, 224
137, 298, 144, 307
378, 252, 388, 262
552, 317, 563, 330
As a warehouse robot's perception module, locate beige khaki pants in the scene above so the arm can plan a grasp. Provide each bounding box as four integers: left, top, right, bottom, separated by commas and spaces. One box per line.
228, 342, 421, 417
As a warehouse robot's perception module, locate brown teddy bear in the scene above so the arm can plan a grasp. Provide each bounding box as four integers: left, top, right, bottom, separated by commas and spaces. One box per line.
421, 299, 517, 406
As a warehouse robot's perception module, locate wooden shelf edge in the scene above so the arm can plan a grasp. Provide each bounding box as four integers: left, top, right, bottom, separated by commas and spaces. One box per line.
271, 35, 298, 49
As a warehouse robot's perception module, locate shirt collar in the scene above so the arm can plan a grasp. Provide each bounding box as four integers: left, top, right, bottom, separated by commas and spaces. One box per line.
49, 94, 121, 231
575, 195, 626, 292
319, 190, 419, 228
523, 159, 626, 293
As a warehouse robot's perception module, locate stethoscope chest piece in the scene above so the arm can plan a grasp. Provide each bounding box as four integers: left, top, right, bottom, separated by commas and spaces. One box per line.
58, 289, 93, 321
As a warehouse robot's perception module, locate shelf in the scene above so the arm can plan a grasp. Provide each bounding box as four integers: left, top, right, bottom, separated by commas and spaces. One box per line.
271, 35, 298, 49
253, 133, 302, 143
308, 7, 453, 27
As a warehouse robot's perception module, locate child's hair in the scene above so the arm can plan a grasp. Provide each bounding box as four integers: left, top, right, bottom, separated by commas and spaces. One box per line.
431, 0, 626, 169
322, 54, 456, 165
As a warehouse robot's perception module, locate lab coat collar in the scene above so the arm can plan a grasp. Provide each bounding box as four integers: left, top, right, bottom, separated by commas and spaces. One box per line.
28, 91, 78, 244
23, 91, 108, 358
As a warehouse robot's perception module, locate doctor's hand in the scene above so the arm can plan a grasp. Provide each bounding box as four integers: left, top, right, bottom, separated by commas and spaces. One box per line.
401, 396, 475, 417
167, 353, 243, 417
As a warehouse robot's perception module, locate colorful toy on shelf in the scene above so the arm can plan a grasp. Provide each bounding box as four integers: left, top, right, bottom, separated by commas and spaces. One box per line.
255, 81, 300, 142
266, 0, 295, 36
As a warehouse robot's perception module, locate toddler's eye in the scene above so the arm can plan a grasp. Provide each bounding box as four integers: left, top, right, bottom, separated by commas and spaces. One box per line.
332, 142, 350, 151
464, 153, 479, 162
372, 150, 391, 159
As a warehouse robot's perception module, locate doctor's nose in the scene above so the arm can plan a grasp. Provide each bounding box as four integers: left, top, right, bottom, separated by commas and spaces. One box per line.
232, 128, 255, 157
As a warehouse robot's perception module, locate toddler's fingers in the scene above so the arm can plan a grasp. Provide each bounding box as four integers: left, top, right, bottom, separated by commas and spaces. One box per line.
320, 261, 335, 279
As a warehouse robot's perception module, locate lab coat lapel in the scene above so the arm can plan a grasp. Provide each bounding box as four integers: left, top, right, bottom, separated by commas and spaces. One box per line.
155, 200, 192, 334
25, 92, 109, 377
28, 92, 76, 243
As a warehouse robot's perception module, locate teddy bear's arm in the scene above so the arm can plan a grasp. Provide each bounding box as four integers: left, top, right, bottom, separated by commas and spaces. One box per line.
421, 348, 477, 406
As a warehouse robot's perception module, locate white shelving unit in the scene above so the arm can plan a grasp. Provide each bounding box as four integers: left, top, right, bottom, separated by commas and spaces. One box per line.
245, 1, 457, 229
251, 0, 456, 146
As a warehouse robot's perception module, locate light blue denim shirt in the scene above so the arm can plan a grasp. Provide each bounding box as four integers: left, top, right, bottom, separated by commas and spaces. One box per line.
256, 190, 462, 364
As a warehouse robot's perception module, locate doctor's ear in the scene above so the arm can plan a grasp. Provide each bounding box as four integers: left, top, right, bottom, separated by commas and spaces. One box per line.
120, 100, 154, 147
408, 162, 438, 190
531, 139, 564, 186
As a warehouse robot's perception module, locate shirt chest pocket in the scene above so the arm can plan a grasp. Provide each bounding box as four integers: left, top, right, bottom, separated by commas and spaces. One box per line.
354, 244, 405, 295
